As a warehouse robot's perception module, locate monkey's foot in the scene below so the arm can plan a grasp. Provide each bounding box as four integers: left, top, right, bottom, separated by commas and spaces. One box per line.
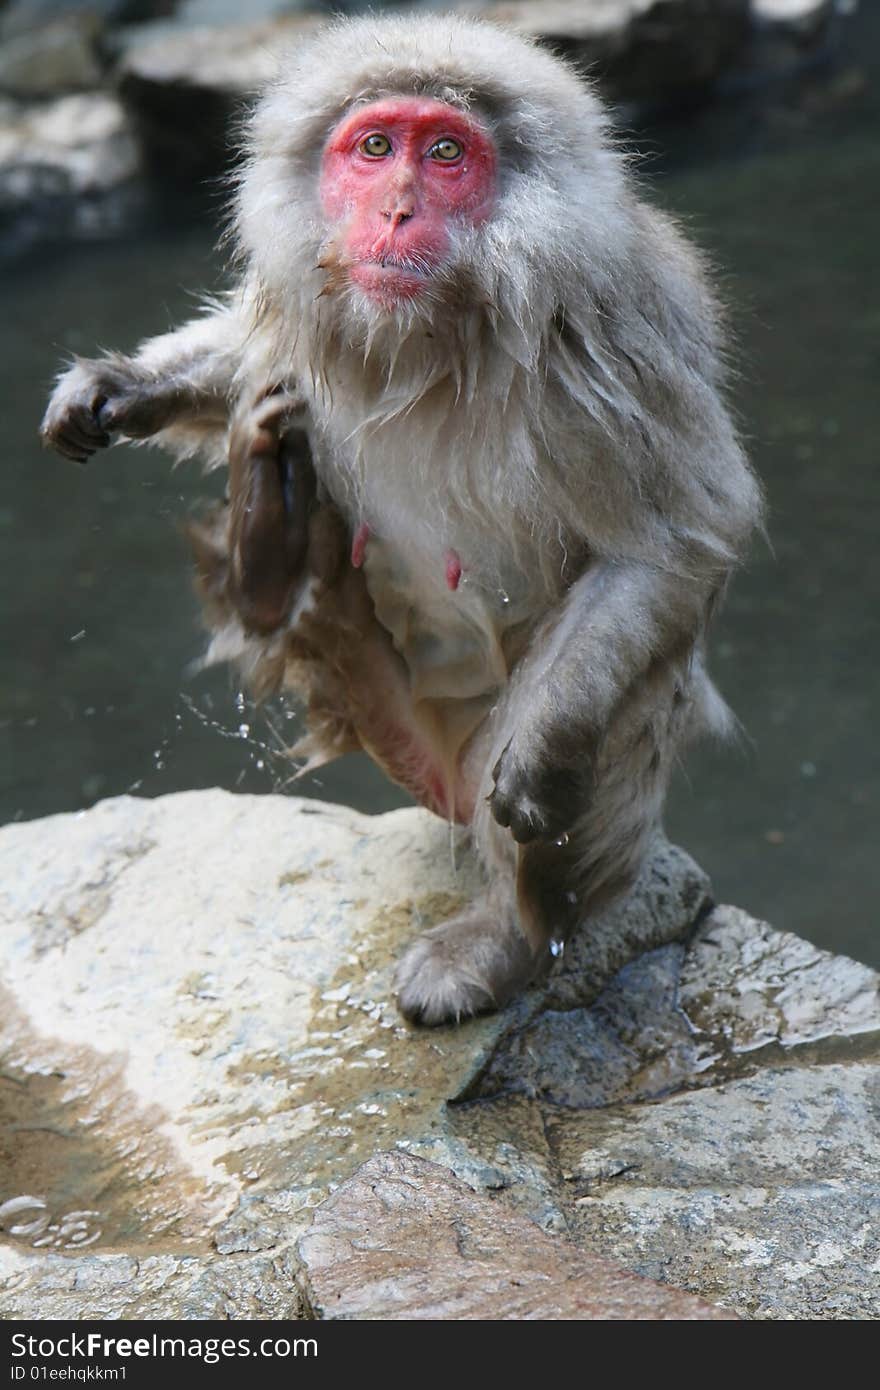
394, 912, 534, 1026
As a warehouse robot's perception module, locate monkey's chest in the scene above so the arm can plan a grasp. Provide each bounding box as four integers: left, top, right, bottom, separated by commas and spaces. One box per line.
359, 533, 531, 705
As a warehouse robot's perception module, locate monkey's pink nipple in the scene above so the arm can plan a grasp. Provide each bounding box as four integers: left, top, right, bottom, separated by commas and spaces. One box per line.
445, 550, 463, 591
351, 522, 371, 568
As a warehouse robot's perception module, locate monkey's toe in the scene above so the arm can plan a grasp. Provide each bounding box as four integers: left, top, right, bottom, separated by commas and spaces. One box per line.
394, 911, 533, 1026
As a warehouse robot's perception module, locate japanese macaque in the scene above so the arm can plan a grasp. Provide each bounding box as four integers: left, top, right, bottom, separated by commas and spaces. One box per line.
41, 15, 762, 1024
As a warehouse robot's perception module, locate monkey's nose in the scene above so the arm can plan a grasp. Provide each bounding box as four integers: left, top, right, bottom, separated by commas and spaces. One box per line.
382, 207, 414, 227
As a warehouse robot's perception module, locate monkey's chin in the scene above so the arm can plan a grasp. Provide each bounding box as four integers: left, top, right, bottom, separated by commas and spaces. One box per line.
351, 261, 428, 308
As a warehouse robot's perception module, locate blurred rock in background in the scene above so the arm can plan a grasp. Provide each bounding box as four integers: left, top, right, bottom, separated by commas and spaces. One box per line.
0, 0, 851, 251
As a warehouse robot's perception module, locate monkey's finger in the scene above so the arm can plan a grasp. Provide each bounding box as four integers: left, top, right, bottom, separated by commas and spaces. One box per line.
40, 404, 110, 461
98, 389, 178, 439
47, 439, 91, 465
68, 402, 110, 442
57, 418, 111, 454
41, 428, 105, 462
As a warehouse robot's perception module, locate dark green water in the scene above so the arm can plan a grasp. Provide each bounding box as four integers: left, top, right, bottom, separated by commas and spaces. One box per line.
1, 15, 877, 965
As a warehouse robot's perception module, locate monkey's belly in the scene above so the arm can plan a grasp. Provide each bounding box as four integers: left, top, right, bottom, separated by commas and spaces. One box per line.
361, 538, 525, 701
352, 538, 531, 822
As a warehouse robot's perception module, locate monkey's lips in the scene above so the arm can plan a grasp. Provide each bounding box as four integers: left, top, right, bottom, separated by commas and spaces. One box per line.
351, 258, 429, 304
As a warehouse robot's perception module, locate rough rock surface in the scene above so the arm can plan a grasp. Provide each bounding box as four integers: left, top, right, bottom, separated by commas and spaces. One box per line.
115, 16, 322, 178
0, 90, 141, 253
299, 1152, 737, 1320
111, 0, 841, 178
0, 15, 105, 98
0, 92, 139, 202
0, 0, 848, 238
0, 790, 877, 1319
115, 2, 741, 179
481, 0, 750, 99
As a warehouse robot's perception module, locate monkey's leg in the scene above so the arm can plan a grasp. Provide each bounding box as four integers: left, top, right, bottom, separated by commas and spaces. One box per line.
224, 392, 316, 634
187, 391, 317, 635
512, 658, 691, 959
393, 670, 544, 1026
488, 558, 727, 845
394, 658, 691, 1026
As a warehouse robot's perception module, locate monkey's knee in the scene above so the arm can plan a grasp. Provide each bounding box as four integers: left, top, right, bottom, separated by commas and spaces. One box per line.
394, 909, 539, 1027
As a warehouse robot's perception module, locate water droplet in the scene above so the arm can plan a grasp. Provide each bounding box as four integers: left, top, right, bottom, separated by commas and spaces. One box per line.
554, 831, 570, 847
238, 723, 250, 738
65, 1229, 100, 1248
235, 691, 246, 713
566, 891, 578, 905
550, 939, 565, 958
0, 1196, 47, 1224
499, 588, 510, 605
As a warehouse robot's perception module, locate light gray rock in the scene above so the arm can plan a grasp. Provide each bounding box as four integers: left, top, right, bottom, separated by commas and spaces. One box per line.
0, 88, 142, 250
480, 0, 750, 98
112, 1, 751, 179
0, 2, 158, 44
752, 0, 834, 39
552, 1062, 880, 1320
744, 0, 838, 86
0, 92, 140, 211
0, 790, 876, 1319
115, 16, 322, 178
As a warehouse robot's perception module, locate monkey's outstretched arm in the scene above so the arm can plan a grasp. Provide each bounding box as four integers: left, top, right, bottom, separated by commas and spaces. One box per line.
489, 549, 726, 844
41, 303, 243, 465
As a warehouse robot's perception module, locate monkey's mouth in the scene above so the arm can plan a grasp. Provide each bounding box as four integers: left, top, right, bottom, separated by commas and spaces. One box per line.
351, 257, 429, 304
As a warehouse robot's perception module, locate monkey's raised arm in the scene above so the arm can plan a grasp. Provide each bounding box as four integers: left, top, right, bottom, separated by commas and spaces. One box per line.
40, 298, 246, 467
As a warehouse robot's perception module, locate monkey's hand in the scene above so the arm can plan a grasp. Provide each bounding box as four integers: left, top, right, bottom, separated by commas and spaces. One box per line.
40, 358, 193, 463
489, 729, 594, 845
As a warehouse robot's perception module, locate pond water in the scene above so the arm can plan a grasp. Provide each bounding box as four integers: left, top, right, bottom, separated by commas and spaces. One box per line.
1, 10, 877, 966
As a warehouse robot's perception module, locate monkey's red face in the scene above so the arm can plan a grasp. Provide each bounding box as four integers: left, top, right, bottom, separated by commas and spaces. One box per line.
320, 97, 497, 307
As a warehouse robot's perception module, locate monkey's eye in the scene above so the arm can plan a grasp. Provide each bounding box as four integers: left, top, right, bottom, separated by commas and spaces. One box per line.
429, 138, 463, 162
359, 133, 392, 158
